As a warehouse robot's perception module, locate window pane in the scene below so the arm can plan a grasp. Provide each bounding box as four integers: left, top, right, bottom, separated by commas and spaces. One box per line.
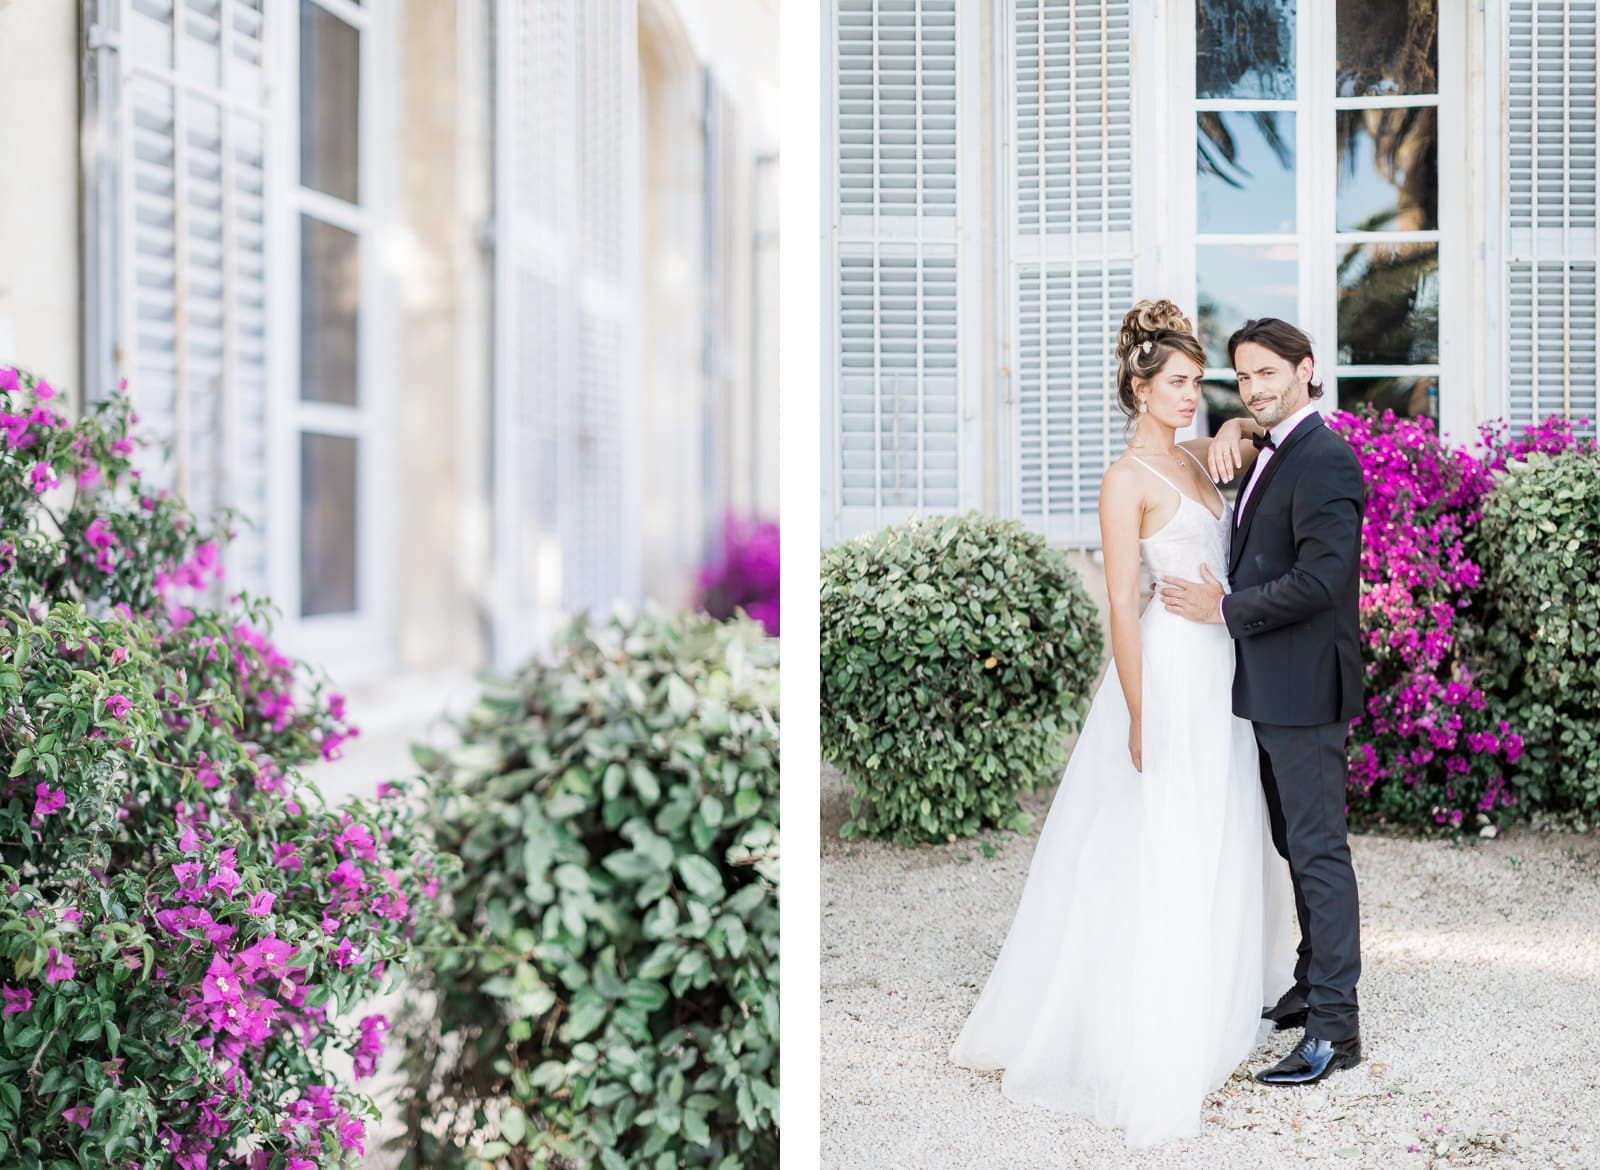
1338, 375, 1437, 419
1336, 241, 1439, 363
1197, 244, 1299, 368
300, 432, 359, 617
1336, 107, 1438, 231
300, 0, 360, 202
301, 214, 360, 405
1203, 379, 1254, 443
1197, 0, 1296, 100
1336, 0, 1438, 97
1198, 112, 1296, 233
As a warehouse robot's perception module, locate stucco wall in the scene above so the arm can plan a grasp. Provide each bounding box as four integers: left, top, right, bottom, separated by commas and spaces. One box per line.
391, 0, 494, 674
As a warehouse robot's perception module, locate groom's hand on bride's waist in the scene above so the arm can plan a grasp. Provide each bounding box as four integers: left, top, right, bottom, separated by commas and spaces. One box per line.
1158, 566, 1226, 625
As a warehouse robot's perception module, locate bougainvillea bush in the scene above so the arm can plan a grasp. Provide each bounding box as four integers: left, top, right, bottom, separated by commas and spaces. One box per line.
821, 511, 1103, 844
393, 605, 778, 1170
1331, 408, 1594, 831
0, 367, 442, 1168
695, 513, 779, 637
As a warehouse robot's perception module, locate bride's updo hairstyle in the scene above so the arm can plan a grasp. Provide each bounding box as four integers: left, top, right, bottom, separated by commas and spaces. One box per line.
1114, 299, 1208, 430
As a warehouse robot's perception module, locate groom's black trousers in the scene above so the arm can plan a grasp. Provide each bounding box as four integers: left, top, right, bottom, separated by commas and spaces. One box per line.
1255, 721, 1361, 1042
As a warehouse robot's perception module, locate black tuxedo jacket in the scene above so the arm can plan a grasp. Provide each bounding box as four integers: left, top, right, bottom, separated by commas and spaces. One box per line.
1221, 410, 1364, 727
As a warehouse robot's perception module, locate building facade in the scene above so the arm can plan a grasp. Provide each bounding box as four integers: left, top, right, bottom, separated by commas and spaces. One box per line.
0, 0, 778, 792
821, 0, 1596, 547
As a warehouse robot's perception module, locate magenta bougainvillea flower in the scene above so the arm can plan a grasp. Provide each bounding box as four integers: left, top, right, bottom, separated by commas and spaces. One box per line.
1331, 408, 1594, 828
352, 1013, 388, 1079
31, 782, 66, 825
43, 948, 75, 985
695, 511, 779, 636
1, 985, 32, 1017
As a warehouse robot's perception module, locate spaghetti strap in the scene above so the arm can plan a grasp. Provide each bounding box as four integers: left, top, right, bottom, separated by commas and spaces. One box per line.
1127, 452, 1226, 521
1175, 445, 1228, 512
1125, 455, 1187, 498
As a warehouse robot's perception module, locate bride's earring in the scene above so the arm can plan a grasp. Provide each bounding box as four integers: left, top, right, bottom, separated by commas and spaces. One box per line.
1139, 400, 1148, 414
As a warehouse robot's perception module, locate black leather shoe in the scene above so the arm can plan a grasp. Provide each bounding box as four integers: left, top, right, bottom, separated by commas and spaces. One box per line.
1254, 1032, 1362, 1086
1261, 988, 1308, 1032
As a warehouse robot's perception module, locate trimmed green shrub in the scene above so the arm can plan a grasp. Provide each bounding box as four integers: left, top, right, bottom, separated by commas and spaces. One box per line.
392, 605, 779, 1170
821, 511, 1103, 844
1473, 447, 1600, 813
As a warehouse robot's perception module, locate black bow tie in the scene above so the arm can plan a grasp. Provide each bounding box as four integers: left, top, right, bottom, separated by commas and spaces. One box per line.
1252, 432, 1277, 451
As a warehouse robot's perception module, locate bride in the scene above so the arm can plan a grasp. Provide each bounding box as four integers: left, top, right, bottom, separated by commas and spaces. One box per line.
948, 299, 1298, 1146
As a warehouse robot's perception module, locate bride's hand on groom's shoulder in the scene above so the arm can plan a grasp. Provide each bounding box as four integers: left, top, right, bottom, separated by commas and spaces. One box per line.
1209, 417, 1250, 483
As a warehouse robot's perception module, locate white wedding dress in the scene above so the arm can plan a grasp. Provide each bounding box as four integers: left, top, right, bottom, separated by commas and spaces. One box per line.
949, 451, 1298, 1147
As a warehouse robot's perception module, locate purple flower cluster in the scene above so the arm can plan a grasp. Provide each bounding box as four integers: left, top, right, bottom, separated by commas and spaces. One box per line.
0, 365, 429, 1167
695, 511, 779, 636
1331, 409, 1590, 828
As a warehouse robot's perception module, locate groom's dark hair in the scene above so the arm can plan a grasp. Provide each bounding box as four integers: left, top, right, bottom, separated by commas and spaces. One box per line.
1227, 318, 1324, 399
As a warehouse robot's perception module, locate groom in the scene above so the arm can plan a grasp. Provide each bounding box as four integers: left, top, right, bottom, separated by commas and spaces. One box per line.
1157, 317, 1365, 1087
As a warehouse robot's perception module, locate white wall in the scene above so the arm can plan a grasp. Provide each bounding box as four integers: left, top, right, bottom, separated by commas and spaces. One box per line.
0, 2, 80, 394
639, 9, 711, 606
667, 0, 779, 149
669, 0, 780, 524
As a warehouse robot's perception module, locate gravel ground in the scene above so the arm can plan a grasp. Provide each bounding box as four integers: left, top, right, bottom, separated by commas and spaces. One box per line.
820, 763, 1600, 1170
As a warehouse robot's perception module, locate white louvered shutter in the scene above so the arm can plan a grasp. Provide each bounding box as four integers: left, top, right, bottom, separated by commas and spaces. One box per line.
1008, 0, 1134, 545
830, 0, 967, 541
573, 0, 641, 608
493, 0, 640, 670
85, 0, 273, 591
1505, 0, 1598, 432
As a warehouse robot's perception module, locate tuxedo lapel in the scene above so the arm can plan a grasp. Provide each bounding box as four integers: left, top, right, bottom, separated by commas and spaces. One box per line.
1230, 409, 1326, 571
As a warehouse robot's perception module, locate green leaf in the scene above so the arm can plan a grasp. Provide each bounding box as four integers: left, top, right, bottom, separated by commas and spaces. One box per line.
675, 856, 724, 902
681, 1107, 711, 1146
566, 991, 609, 1041
631, 765, 662, 803
623, 979, 669, 1012
602, 850, 660, 881
500, 1105, 528, 1145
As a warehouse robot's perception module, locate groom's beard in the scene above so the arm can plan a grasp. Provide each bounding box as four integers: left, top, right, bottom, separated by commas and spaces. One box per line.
1247, 392, 1294, 428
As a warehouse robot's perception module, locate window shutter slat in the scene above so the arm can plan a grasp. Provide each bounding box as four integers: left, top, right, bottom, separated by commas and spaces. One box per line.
1010, 0, 1135, 546
1505, 0, 1599, 431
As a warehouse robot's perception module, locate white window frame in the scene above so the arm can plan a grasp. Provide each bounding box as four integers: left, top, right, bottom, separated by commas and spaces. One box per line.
1166, 0, 1471, 439
267, 0, 398, 681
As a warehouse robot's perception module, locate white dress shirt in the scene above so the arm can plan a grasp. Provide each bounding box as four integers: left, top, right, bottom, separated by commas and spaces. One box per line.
1235, 400, 1321, 524
1219, 400, 1321, 624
